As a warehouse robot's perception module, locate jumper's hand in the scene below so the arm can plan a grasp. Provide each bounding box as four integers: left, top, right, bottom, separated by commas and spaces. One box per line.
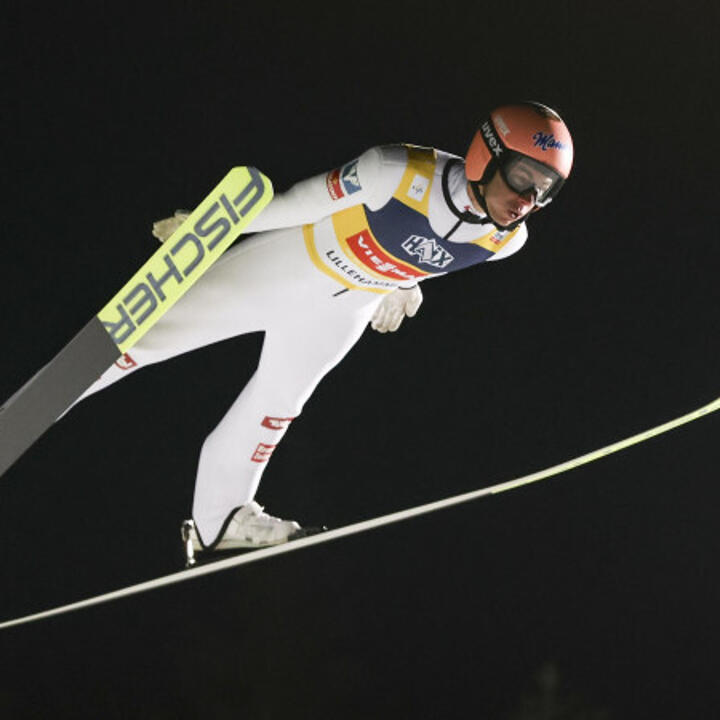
152, 210, 190, 242
371, 286, 423, 333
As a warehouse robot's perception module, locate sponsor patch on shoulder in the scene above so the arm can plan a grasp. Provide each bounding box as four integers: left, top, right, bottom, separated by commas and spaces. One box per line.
407, 174, 429, 202
340, 160, 361, 195
326, 169, 344, 200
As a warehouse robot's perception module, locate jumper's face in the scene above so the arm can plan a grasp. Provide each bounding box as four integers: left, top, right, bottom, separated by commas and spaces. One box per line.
470, 171, 536, 227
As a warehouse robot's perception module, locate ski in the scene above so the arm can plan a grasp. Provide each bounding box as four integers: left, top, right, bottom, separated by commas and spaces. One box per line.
0, 166, 273, 478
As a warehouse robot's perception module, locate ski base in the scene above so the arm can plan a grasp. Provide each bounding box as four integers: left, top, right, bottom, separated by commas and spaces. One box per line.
0, 317, 119, 477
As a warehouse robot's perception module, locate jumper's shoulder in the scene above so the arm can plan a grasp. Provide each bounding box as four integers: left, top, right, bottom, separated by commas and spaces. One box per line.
492, 222, 528, 261
359, 144, 458, 209
366, 143, 459, 171
357, 145, 408, 209
369, 143, 410, 169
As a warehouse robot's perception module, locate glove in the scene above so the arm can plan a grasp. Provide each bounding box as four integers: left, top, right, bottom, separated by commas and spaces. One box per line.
370, 285, 423, 333
152, 209, 190, 242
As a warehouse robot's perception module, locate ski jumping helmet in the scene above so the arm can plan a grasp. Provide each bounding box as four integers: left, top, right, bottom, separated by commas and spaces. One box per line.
466, 102, 574, 224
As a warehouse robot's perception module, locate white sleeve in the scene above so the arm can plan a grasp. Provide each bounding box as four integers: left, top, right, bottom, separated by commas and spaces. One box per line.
486, 223, 528, 261
249, 146, 399, 233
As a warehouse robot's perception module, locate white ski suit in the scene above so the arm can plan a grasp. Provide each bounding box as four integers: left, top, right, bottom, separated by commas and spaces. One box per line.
77, 144, 527, 544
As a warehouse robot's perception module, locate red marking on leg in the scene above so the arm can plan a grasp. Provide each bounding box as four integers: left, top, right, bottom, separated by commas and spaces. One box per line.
251, 443, 277, 463
261, 416, 295, 430
115, 353, 137, 371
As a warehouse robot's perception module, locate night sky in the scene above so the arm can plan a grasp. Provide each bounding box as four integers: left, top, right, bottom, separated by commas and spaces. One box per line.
2, 2, 720, 718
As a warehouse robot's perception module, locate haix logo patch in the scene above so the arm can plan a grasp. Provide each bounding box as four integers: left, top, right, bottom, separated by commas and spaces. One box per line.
532, 131, 567, 151
340, 160, 361, 194
482, 121, 503, 157
407, 174, 429, 202
401, 235, 454, 269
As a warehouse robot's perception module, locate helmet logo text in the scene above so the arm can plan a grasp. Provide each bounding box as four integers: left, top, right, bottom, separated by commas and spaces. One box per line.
482, 122, 504, 157
532, 132, 567, 151
495, 115, 511, 136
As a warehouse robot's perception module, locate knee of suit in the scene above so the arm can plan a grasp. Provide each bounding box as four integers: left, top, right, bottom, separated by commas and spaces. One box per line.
249, 374, 319, 419
259, 398, 306, 425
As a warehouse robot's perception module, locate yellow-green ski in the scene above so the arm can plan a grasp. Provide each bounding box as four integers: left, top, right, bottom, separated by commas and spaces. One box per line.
0, 167, 273, 477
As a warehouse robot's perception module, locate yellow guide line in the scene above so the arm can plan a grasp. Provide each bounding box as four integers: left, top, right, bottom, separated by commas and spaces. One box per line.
1, 392, 718, 630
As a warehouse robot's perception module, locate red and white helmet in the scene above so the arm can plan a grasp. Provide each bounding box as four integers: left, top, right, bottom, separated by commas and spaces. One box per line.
466, 102, 574, 208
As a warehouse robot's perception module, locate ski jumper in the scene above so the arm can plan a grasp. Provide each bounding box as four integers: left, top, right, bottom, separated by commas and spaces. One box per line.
74, 144, 528, 544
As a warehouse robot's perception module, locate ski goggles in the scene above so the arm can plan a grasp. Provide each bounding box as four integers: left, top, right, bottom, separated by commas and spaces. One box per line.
499, 154, 565, 207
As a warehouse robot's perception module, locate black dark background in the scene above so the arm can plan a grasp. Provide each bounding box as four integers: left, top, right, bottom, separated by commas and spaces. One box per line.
2, 1, 720, 718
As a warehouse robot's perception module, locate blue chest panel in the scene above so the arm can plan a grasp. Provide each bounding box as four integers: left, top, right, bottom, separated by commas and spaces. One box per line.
365, 198, 496, 275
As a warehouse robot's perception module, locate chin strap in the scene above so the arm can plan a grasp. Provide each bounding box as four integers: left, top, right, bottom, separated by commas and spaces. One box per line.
442, 160, 486, 225
468, 179, 534, 233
